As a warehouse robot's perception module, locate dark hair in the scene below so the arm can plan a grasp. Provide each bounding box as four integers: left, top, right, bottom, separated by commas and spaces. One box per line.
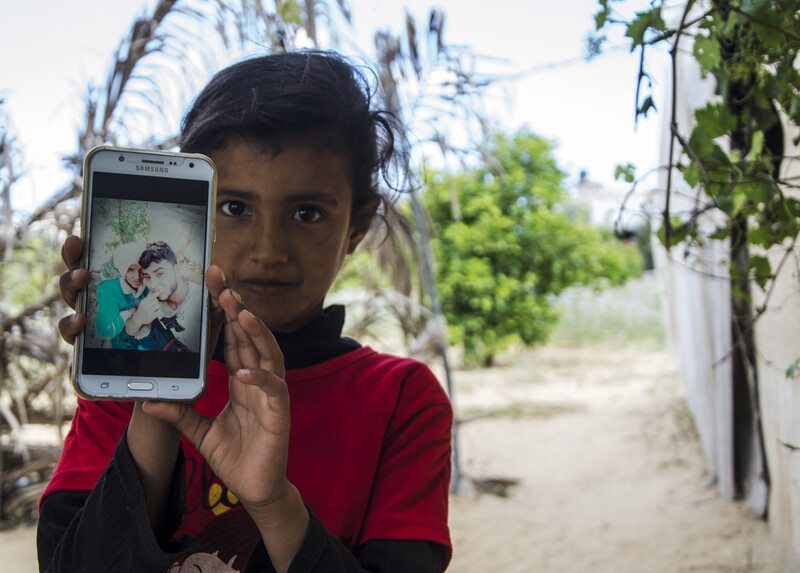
179, 50, 405, 232
139, 241, 177, 269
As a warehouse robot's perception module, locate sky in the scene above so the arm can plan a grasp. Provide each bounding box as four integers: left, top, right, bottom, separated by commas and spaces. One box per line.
0, 0, 668, 214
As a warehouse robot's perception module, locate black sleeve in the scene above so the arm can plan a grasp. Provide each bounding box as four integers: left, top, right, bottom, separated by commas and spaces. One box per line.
36, 430, 199, 573
243, 506, 449, 573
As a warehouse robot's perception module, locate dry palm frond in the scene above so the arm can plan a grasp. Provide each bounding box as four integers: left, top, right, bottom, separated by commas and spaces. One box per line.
1, 0, 375, 525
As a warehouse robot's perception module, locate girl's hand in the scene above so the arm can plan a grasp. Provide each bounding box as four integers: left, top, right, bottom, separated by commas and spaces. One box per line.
57, 235, 90, 345
143, 264, 294, 515
144, 265, 307, 570
144, 266, 307, 571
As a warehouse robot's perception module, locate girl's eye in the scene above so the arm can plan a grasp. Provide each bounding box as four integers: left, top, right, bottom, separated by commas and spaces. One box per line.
220, 200, 251, 216
293, 207, 322, 223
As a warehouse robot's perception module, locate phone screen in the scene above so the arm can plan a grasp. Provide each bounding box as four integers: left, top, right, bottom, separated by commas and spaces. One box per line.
76, 147, 215, 400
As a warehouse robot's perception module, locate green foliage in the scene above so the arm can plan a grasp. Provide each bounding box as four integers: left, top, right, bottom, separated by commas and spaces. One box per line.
625, 7, 666, 48
596, 0, 800, 375
615, 163, 637, 183
787, 357, 800, 379
421, 131, 643, 366
95, 199, 149, 255
595, 0, 800, 287
0, 233, 63, 310
276, 0, 304, 26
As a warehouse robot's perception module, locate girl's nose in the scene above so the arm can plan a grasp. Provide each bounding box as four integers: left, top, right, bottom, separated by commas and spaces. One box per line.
249, 222, 289, 265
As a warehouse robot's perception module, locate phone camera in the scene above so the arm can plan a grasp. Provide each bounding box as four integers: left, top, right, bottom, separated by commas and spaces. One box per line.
189, 162, 195, 168
118, 155, 125, 162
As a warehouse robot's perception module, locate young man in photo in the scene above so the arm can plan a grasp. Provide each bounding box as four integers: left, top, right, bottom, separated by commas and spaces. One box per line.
125, 241, 202, 352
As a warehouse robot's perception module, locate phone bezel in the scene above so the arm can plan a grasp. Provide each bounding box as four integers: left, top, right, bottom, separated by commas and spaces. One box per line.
73, 145, 216, 402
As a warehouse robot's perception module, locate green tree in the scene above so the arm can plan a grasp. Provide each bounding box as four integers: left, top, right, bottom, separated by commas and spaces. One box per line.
422, 131, 643, 366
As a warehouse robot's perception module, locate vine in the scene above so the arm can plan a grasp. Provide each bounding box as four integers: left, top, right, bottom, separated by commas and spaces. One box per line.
595, 0, 800, 332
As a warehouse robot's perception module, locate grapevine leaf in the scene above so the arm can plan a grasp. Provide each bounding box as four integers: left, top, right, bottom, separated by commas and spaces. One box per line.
614, 163, 637, 183
693, 34, 721, 76
625, 8, 666, 49
748, 254, 772, 289
746, 130, 765, 162
637, 95, 656, 117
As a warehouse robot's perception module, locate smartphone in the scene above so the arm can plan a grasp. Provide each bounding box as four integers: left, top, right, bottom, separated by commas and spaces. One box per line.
73, 146, 216, 401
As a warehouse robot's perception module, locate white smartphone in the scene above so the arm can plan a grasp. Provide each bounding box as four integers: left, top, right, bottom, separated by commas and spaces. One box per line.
73, 146, 216, 401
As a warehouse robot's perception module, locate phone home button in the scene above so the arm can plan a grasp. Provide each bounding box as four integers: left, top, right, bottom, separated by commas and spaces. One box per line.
127, 380, 155, 392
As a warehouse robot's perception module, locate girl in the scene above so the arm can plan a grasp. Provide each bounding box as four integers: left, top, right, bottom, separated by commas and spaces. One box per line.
38, 50, 453, 573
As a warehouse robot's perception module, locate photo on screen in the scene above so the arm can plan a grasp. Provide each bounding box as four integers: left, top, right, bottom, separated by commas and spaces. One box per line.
84, 197, 206, 354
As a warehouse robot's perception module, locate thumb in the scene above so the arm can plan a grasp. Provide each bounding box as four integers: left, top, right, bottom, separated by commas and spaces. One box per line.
142, 401, 213, 450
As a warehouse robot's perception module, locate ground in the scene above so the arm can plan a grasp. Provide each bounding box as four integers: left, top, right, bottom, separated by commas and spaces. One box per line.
2, 345, 783, 572
446, 345, 782, 572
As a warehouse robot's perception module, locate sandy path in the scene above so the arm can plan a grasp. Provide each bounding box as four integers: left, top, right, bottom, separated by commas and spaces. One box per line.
447, 346, 780, 572
1, 345, 782, 572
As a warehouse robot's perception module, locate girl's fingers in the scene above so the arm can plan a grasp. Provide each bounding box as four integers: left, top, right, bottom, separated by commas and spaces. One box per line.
59, 268, 90, 310
57, 236, 89, 345
218, 287, 247, 372
205, 265, 229, 299
238, 310, 285, 378
203, 265, 228, 357
206, 265, 284, 377
58, 313, 85, 345
61, 235, 84, 270
224, 306, 284, 378
235, 367, 290, 413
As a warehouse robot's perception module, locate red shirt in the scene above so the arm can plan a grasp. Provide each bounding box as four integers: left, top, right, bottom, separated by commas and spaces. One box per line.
43, 347, 453, 570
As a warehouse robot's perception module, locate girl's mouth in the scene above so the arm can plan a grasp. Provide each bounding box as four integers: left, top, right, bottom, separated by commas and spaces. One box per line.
239, 279, 295, 297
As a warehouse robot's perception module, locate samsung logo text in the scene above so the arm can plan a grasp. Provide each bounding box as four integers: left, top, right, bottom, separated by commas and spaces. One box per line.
135, 165, 168, 173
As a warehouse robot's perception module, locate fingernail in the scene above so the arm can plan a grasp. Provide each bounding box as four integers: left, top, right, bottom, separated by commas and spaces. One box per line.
237, 368, 252, 378
230, 288, 242, 303
71, 269, 81, 280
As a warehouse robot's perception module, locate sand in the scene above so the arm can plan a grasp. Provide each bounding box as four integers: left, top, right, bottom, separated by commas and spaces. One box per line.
2, 345, 783, 572
447, 345, 782, 572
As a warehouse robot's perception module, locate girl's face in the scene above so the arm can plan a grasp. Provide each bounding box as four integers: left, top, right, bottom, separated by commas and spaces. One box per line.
209, 139, 366, 333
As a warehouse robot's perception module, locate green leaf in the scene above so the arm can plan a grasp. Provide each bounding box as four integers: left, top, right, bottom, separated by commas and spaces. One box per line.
694, 103, 737, 140
594, 0, 610, 29
709, 226, 731, 241
693, 34, 721, 76
614, 163, 637, 183
679, 163, 703, 188
747, 224, 773, 247
655, 217, 690, 247
787, 358, 800, 379
746, 130, 765, 162
637, 96, 656, 117
785, 198, 800, 218
625, 8, 666, 49
748, 254, 772, 289
741, 0, 785, 51
732, 192, 749, 215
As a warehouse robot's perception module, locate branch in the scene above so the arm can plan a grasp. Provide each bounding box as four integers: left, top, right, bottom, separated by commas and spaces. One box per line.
754, 235, 798, 315
103, 0, 180, 131
24, 175, 81, 227
0, 291, 62, 332
663, 0, 697, 249
727, 3, 800, 43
